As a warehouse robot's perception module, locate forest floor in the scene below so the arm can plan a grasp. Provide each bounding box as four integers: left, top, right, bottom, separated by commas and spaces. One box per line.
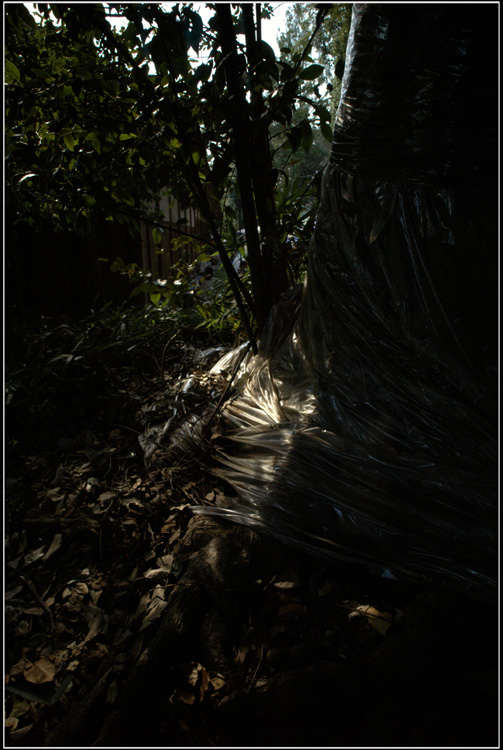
5, 306, 499, 748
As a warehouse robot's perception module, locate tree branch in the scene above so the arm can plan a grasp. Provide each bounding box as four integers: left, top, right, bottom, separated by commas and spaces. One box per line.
87, 6, 258, 350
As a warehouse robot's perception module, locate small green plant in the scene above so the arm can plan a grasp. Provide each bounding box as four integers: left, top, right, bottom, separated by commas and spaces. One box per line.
5, 301, 213, 450
108, 235, 249, 341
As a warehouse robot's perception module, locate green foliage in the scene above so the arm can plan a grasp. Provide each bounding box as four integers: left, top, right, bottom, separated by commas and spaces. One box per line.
6, 6, 135, 232
7, 302, 187, 387
278, 4, 352, 116
268, 5, 352, 206
108, 243, 246, 340
5, 301, 212, 452
5, 2, 340, 335
193, 274, 245, 338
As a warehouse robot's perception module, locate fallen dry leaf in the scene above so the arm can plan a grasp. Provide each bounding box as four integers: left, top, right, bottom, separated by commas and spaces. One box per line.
130, 634, 144, 662
123, 497, 144, 511
41, 649, 71, 671
42, 533, 63, 561
5, 585, 23, 600
176, 663, 210, 705
139, 599, 168, 631
268, 624, 286, 638
277, 603, 308, 621
134, 593, 150, 618
45, 488, 65, 502
111, 628, 133, 646
62, 583, 89, 612
83, 604, 108, 643
128, 567, 139, 583
318, 582, 333, 597
169, 529, 181, 545
143, 555, 173, 579
178, 690, 196, 705
71, 582, 89, 597
23, 655, 57, 684
143, 566, 171, 579
6, 698, 31, 728
85, 477, 100, 494
15, 621, 30, 636
273, 567, 301, 590
186, 664, 200, 687
97, 491, 116, 503
235, 645, 250, 664
210, 675, 226, 692
151, 583, 166, 601
106, 681, 118, 704
274, 580, 299, 590
352, 605, 393, 636
199, 666, 210, 700
8, 723, 34, 741
157, 553, 173, 567
24, 546, 47, 566
160, 517, 177, 535
89, 587, 102, 605
9, 659, 27, 678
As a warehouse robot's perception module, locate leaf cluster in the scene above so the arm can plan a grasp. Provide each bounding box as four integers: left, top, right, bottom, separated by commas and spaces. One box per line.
5, 2, 339, 333
5, 301, 204, 455
277, 3, 352, 115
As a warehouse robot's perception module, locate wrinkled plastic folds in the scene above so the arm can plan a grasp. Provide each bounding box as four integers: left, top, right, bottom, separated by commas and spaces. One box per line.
192, 4, 498, 599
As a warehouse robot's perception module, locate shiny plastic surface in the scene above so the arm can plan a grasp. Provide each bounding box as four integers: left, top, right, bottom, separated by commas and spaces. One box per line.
194, 4, 498, 599
332, 4, 498, 184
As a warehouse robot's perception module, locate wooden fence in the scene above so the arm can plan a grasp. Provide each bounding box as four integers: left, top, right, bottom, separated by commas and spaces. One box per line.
141, 192, 210, 279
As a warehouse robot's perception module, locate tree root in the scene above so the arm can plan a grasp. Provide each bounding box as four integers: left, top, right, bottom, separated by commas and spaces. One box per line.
214, 589, 498, 747
42, 516, 498, 747
91, 516, 283, 746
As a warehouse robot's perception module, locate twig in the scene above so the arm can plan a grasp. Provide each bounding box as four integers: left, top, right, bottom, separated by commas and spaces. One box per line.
248, 642, 265, 692
19, 573, 57, 636
160, 332, 179, 377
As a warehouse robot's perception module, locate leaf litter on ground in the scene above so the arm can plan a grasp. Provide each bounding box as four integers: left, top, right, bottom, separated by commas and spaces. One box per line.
5, 312, 239, 740
5, 310, 438, 744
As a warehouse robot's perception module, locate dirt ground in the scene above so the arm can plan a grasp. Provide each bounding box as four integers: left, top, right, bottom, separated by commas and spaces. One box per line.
5, 316, 499, 747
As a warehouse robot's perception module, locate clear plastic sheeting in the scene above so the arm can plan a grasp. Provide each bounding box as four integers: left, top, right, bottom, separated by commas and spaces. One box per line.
194, 4, 498, 600
332, 4, 498, 185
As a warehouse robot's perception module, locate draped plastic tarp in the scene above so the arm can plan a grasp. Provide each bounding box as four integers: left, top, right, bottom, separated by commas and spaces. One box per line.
192, 4, 498, 600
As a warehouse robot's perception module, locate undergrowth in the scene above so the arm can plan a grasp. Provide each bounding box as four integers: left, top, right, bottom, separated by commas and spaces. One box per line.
5, 301, 237, 460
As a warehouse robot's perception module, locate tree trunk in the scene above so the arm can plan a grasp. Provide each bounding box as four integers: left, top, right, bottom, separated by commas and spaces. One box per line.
216, 4, 271, 331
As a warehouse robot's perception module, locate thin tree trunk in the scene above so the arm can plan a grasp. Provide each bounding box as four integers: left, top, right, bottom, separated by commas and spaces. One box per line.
216, 4, 270, 330
96, 9, 258, 348
243, 4, 288, 305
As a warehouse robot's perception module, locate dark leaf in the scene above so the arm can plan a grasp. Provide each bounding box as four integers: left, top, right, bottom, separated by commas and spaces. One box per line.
287, 126, 303, 154
320, 119, 333, 143
256, 39, 276, 64
299, 63, 324, 81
